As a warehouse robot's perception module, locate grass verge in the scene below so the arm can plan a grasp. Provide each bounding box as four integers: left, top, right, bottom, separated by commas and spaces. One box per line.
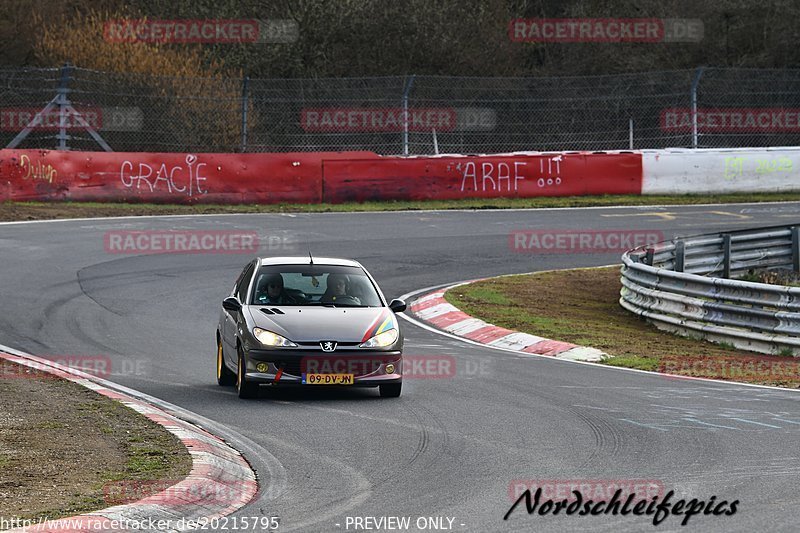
0, 359, 192, 521
3, 191, 800, 221
444, 266, 800, 388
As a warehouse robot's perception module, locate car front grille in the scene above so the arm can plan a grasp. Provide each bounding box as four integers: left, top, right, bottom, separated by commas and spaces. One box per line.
264, 352, 397, 378
294, 342, 361, 347
275, 360, 304, 376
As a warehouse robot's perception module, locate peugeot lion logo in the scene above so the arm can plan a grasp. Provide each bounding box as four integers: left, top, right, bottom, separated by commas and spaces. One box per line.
321, 341, 337, 352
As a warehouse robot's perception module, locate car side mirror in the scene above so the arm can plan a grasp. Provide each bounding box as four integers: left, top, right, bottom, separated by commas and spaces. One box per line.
222, 297, 242, 312
389, 299, 407, 313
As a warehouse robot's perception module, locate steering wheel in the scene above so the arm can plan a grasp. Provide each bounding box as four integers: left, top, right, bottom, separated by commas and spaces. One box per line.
330, 295, 360, 305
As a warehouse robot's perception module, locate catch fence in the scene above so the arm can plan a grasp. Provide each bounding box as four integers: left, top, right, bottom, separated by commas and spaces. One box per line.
2, 66, 800, 154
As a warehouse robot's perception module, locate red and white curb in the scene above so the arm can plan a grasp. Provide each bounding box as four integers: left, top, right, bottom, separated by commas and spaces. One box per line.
0, 351, 257, 533
408, 283, 610, 362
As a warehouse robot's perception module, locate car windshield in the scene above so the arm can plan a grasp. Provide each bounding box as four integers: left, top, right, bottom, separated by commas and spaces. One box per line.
250, 265, 383, 307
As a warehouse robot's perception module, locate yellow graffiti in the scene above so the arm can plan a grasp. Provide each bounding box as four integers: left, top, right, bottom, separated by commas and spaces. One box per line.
19, 154, 57, 183
724, 157, 744, 180
724, 156, 793, 180
755, 157, 793, 174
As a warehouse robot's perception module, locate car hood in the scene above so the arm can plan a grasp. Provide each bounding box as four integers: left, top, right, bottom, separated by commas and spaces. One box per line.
248, 306, 396, 343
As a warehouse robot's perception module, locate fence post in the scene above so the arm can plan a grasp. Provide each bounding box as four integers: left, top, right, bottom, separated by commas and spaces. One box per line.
628, 117, 633, 150
691, 66, 705, 149
629, 118, 634, 149
675, 241, 685, 272
57, 63, 73, 151
792, 226, 800, 272
722, 234, 731, 278
402, 75, 416, 156
240, 76, 250, 153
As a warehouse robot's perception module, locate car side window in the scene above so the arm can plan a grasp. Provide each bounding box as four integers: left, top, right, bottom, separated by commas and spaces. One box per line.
235, 263, 256, 302
232, 265, 247, 294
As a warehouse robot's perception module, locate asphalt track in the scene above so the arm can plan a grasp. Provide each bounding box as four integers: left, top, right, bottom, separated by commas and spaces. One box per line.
2, 203, 800, 532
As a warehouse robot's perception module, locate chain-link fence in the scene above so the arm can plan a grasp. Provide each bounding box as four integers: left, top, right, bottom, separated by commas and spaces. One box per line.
2, 66, 800, 154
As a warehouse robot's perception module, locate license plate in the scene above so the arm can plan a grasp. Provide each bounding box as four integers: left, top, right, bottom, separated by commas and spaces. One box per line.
302, 373, 354, 385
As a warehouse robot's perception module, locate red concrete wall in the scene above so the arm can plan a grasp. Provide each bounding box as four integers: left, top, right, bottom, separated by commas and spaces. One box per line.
0, 150, 377, 204
0, 149, 643, 204
322, 153, 642, 202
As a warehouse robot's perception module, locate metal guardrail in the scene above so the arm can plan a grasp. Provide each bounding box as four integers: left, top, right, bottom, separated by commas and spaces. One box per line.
620, 224, 800, 355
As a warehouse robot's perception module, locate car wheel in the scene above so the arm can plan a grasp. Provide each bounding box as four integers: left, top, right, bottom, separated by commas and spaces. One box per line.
379, 383, 402, 398
217, 337, 236, 386
236, 347, 258, 399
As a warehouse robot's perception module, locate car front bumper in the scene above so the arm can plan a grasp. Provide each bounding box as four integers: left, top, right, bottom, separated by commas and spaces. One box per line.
244, 349, 403, 385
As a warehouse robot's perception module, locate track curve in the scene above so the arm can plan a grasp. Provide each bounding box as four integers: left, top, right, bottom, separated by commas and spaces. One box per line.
2, 204, 800, 532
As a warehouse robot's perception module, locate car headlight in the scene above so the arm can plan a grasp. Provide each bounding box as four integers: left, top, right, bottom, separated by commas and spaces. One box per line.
359, 328, 399, 348
254, 328, 297, 347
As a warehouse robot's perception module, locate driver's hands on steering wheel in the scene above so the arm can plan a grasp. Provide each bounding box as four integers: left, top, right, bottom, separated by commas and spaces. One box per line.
330, 295, 360, 305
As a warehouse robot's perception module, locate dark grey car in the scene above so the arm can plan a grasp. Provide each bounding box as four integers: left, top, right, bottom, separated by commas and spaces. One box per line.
216, 257, 406, 399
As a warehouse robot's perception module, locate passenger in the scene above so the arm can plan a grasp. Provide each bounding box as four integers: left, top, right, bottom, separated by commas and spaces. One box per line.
321, 273, 361, 305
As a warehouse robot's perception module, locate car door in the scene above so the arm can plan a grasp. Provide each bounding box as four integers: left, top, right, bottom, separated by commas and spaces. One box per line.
222, 261, 255, 365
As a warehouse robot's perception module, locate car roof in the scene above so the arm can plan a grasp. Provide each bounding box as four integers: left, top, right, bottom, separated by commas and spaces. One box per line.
257, 256, 363, 268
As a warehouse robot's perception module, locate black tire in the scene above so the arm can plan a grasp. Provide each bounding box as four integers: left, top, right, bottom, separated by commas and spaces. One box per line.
379, 383, 402, 398
217, 337, 236, 386
236, 348, 259, 399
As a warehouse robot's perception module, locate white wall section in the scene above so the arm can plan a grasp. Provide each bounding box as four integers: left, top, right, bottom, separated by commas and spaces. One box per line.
642, 147, 800, 194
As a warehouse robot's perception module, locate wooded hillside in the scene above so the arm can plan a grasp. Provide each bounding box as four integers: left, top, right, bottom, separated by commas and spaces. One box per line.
2, 0, 797, 77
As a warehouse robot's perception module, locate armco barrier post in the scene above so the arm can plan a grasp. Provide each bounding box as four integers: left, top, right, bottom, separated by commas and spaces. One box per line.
674, 240, 685, 272
792, 226, 800, 273
723, 234, 731, 278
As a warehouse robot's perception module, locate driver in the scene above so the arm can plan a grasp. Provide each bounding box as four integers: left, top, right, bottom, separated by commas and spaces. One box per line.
321, 273, 361, 305
257, 273, 297, 305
